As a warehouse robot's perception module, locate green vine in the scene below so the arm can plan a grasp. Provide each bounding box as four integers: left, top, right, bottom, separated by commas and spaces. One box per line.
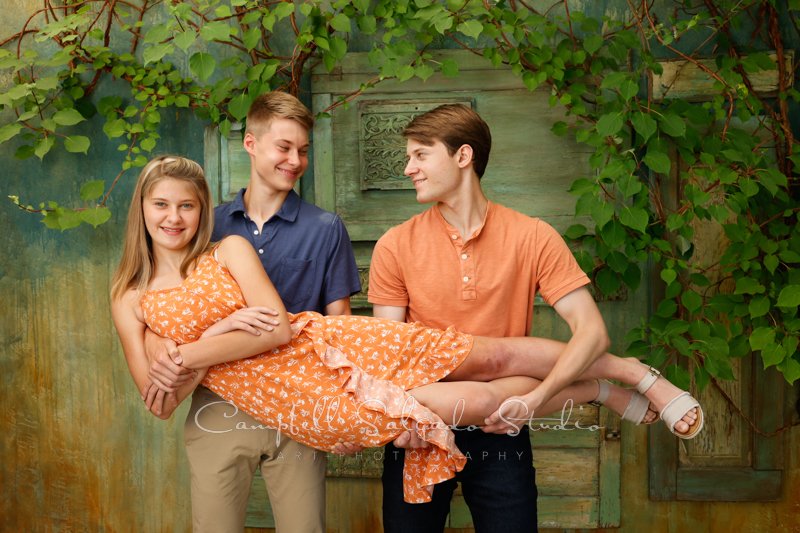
2, 0, 799, 389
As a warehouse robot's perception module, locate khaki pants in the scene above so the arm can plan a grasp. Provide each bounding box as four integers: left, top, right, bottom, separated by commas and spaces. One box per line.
184, 386, 326, 533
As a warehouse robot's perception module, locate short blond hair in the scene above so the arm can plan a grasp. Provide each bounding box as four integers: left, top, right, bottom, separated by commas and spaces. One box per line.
246, 91, 314, 139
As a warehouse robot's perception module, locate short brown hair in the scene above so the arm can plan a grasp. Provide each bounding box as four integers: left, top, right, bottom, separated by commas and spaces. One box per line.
403, 104, 492, 178
246, 91, 314, 138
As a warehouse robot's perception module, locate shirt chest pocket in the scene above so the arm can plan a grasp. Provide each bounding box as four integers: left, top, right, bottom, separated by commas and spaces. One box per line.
274, 257, 315, 310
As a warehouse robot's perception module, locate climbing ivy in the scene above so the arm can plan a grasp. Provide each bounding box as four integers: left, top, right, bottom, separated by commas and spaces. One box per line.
1, 0, 798, 387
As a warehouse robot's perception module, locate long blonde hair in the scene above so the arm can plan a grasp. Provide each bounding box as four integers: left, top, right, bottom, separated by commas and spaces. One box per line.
110, 155, 214, 301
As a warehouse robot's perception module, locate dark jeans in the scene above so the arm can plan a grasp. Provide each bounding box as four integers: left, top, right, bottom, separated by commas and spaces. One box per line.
382, 426, 538, 533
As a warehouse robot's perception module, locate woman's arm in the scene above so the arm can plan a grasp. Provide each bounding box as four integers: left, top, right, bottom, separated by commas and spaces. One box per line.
112, 290, 205, 419
176, 236, 294, 369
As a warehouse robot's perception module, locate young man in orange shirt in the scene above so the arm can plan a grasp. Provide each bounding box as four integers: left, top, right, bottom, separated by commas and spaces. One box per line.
368, 104, 612, 532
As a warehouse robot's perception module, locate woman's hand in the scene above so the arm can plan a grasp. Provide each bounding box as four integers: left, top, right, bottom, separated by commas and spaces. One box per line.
142, 382, 179, 419
482, 395, 538, 435
201, 306, 281, 338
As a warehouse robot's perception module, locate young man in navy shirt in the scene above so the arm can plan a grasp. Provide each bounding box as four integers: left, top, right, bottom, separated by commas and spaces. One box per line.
147, 91, 360, 532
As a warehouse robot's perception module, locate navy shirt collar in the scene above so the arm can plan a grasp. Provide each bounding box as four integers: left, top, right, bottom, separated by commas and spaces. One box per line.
231, 188, 301, 223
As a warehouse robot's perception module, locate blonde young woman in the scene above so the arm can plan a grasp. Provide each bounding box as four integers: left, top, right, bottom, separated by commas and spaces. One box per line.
111, 155, 703, 503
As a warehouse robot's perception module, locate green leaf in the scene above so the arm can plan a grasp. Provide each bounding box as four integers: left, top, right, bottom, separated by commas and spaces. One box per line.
80, 180, 105, 201
658, 112, 686, 137
777, 357, 800, 384
619, 205, 648, 233
36, 76, 59, 91
777, 285, 800, 308
80, 206, 111, 228
0, 123, 22, 144
623, 262, 641, 291
329, 36, 348, 60
441, 58, 459, 77
681, 290, 702, 313
144, 24, 170, 43
734, 276, 765, 295
656, 298, 678, 317
780, 250, 800, 263
596, 112, 623, 136
140, 136, 157, 152
583, 34, 603, 54
631, 112, 656, 142
64, 135, 90, 153
756, 168, 788, 196
694, 365, 710, 392
143, 43, 171, 65
761, 342, 786, 368
598, 219, 627, 249
783, 336, 799, 359
53, 108, 86, 126
643, 149, 671, 174
103, 118, 126, 139
433, 13, 454, 33
764, 254, 779, 274
243, 27, 261, 50
274, 1, 295, 19
660, 268, 677, 285
174, 30, 196, 51
0, 83, 33, 106
749, 327, 775, 351
665, 364, 690, 391
200, 21, 231, 43
705, 350, 735, 379
619, 79, 639, 100
189, 52, 216, 81
748, 296, 771, 318
330, 13, 351, 32
42, 207, 81, 230
596, 267, 622, 295
457, 20, 483, 40
397, 64, 415, 82
35, 136, 55, 159
358, 15, 377, 34
228, 93, 251, 121
415, 63, 435, 81
564, 224, 587, 240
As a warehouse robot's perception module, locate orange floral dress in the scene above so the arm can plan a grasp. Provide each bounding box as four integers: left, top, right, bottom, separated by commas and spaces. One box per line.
140, 252, 473, 503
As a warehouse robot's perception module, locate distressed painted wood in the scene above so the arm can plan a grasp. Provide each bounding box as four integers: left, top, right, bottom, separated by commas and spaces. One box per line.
651, 51, 794, 100
1, 86, 206, 533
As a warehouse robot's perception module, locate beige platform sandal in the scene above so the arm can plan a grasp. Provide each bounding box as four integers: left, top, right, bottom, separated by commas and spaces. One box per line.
592, 380, 656, 425
635, 367, 704, 439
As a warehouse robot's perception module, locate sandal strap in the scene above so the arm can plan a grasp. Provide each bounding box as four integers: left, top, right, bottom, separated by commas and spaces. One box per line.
635, 366, 661, 395
621, 392, 651, 425
660, 391, 701, 435
589, 379, 610, 406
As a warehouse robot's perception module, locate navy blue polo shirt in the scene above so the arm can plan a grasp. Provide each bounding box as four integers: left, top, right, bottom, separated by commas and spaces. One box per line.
212, 189, 361, 314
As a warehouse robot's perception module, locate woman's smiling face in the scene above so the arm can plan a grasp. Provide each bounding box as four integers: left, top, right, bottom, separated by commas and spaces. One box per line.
142, 178, 201, 253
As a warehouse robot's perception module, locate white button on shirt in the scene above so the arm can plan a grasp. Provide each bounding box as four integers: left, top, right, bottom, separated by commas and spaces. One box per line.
258, 249, 264, 254
461, 253, 468, 260
451, 234, 458, 240
463, 276, 469, 282
253, 230, 259, 235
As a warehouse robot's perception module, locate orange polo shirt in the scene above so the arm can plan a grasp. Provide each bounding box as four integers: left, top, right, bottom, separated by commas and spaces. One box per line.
368, 202, 590, 337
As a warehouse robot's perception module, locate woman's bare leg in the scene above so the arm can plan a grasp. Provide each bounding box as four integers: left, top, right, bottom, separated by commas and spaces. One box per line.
444, 336, 696, 433
409, 378, 655, 427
